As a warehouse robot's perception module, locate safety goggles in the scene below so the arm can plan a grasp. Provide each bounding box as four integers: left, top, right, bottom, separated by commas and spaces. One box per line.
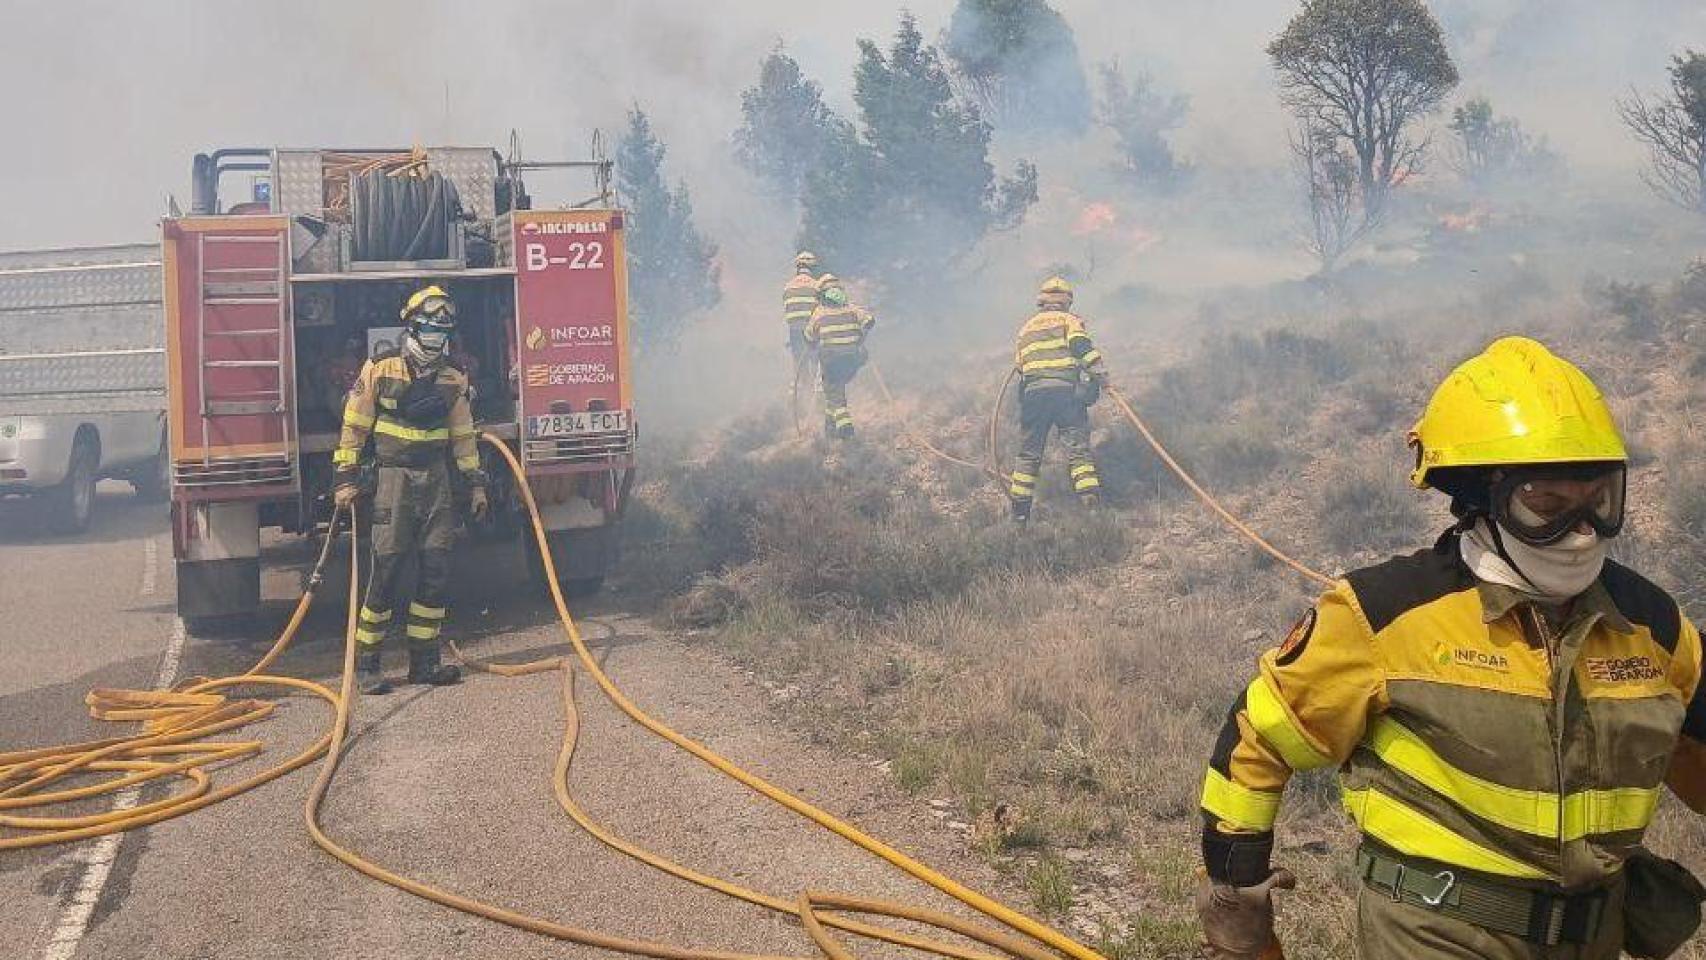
410, 296, 457, 321
1489, 463, 1626, 546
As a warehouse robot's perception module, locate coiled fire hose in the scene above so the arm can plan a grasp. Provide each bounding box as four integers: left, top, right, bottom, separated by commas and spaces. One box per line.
2, 435, 1107, 960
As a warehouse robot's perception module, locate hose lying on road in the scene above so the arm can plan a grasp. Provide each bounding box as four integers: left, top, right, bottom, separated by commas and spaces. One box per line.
2, 434, 1108, 960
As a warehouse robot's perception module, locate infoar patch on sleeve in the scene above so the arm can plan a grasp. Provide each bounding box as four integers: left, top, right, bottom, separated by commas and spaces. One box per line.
1275, 609, 1317, 667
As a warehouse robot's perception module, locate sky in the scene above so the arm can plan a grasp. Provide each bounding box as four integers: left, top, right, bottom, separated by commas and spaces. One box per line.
0, 0, 1701, 251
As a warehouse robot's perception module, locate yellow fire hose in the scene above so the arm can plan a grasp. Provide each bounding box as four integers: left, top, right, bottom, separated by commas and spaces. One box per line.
2, 435, 1106, 960
868, 362, 1001, 481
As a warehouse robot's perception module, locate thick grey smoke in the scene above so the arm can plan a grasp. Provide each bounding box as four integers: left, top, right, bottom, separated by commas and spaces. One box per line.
3, 0, 1701, 422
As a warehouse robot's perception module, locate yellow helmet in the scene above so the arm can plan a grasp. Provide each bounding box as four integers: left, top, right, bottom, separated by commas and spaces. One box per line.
400, 284, 456, 322
815, 273, 842, 292
795, 250, 819, 270
1409, 336, 1626, 491
1037, 276, 1074, 308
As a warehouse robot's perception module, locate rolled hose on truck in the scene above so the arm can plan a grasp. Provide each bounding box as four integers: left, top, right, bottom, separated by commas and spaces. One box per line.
0, 434, 1107, 960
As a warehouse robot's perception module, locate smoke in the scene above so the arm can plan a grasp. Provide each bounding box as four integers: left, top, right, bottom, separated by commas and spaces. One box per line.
4, 0, 1704, 428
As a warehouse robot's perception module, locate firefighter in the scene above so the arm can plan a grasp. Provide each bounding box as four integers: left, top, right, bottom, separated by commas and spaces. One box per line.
1197, 336, 1706, 960
1007, 277, 1105, 523
333, 285, 489, 695
784, 251, 822, 370
803, 277, 874, 440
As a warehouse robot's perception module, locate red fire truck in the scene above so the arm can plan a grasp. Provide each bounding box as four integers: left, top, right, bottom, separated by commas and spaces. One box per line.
162, 146, 634, 630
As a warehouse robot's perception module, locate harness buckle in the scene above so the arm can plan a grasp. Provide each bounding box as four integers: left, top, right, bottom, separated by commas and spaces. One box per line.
1421, 870, 1457, 907
1390, 864, 1405, 902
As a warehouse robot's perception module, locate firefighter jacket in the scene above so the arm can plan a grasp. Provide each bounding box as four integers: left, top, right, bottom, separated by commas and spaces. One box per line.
1201, 538, 1706, 890
1014, 310, 1105, 388
784, 273, 819, 328
333, 353, 483, 487
805, 303, 874, 358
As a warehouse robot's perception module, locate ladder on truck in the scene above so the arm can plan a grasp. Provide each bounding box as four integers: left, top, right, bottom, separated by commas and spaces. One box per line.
182, 231, 295, 488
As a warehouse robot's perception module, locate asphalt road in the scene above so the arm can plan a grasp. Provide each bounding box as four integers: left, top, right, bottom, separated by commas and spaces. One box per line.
0, 487, 1034, 959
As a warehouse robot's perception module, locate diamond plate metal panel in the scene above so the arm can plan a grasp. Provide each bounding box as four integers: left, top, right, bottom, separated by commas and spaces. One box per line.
0, 350, 165, 397
274, 149, 325, 217
0, 262, 160, 312
3, 392, 166, 416
0, 303, 163, 355
0, 243, 156, 271
426, 147, 499, 221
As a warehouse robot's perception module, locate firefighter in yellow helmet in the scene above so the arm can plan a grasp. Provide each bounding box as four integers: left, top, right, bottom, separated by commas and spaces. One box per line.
784, 251, 822, 372
1007, 277, 1106, 522
1197, 337, 1706, 959
803, 276, 874, 440
333, 285, 487, 694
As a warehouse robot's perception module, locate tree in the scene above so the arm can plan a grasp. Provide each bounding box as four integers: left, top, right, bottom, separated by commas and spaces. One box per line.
1618, 51, 1706, 213
941, 0, 1091, 137
1293, 120, 1373, 272
733, 45, 837, 202
1268, 0, 1458, 220
1096, 59, 1189, 188
798, 14, 1038, 293
1448, 97, 1563, 188
617, 108, 720, 352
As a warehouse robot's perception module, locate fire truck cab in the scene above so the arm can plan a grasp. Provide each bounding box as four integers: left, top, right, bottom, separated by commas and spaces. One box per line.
163, 146, 634, 631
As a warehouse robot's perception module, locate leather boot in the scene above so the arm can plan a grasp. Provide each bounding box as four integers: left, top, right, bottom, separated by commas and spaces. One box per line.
1010, 497, 1032, 524
357, 648, 392, 696
1079, 491, 1102, 509
407, 642, 461, 686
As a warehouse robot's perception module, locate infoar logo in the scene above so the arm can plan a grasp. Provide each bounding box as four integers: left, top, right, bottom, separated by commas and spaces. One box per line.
526, 327, 547, 350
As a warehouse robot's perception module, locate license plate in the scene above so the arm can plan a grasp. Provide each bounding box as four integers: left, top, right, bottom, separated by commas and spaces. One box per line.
526, 410, 629, 439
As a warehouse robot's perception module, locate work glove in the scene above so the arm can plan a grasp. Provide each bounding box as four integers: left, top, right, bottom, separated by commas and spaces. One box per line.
468, 487, 489, 521
1196, 867, 1295, 960
333, 484, 360, 509
1077, 376, 1103, 407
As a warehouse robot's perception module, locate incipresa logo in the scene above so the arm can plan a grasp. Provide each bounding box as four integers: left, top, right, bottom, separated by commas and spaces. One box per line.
519, 221, 610, 235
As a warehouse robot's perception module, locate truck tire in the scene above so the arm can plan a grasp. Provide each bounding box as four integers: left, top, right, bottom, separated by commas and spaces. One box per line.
48, 436, 98, 534
132, 436, 170, 502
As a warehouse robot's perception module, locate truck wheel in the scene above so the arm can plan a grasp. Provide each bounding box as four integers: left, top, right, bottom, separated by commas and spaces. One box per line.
132, 436, 170, 502
48, 438, 98, 534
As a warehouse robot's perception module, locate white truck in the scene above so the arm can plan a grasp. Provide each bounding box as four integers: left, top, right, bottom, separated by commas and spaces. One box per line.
0, 244, 169, 533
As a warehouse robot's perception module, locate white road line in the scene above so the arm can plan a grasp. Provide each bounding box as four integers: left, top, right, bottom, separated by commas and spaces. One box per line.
139, 538, 157, 598
38, 613, 186, 960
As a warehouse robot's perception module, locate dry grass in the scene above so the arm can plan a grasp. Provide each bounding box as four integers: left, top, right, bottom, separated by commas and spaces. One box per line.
632, 267, 1706, 953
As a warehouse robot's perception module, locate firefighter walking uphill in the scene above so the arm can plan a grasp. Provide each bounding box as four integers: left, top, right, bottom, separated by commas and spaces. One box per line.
804, 275, 874, 440
1197, 336, 1706, 960
784, 251, 822, 373
334, 285, 489, 695
1008, 277, 1106, 523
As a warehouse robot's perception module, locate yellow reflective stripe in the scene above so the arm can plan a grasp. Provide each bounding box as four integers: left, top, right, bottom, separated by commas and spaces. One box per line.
1071, 464, 1096, 477
456, 455, 481, 471
359, 607, 392, 623
355, 627, 385, 645
373, 419, 450, 442
1080, 349, 1103, 365
1341, 786, 1550, 879
1367, 718, 1661, 840
1201, 768, 1281, 831
378, 396, 398, 410
816, 323, 864, 335
406, 624, 439, 640
1244, 677, 1332, 771
1074, 476, 1101, 491
1018, 337, 1070, 358
1010, 472, 1037, 484
1020, 357, 1079, 371
409, 602, 446, 620
332, 447, 361, 466
342, 409, 376, 429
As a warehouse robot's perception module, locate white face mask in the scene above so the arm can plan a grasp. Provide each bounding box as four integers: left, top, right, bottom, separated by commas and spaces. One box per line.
1462, 520, 1606, 601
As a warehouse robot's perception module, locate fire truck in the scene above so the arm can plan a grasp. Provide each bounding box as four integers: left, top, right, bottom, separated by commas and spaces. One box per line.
163, 145, 634, 631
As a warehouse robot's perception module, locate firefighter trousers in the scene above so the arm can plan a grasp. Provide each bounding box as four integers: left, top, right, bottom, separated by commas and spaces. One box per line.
1009, 382, 1099, 505
355, 461, 460, 650
819, 349, 863, 439
1355, 879, 1625, 960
